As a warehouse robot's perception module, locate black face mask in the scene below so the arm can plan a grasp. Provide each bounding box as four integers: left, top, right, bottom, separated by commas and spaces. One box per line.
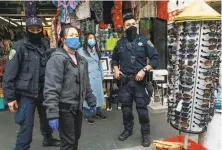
27, 31, 43, 44
125, 26, 137, 42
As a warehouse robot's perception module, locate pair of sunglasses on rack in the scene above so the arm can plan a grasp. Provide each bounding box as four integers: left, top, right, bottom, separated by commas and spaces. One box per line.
180, 39, 198, 44
198, 76, 216, 82
197, 87, 212, 93
196, 96, 214, 103
203, 24, 221, 32
171, 120, 190, 129
202, 44, 221, 50
171, 54, 196, 59
183, 26, 199, 32
202, 38, 221, 44
199, 69, 218, 76
180, 44, 198, 49
203, 32, 221, 38
196, 92, 212, 98
179, 49, 196, 54
181, 32, 198, 37
169, 60, 196, 66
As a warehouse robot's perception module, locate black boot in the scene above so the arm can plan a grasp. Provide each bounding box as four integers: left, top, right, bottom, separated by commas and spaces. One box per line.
42, 135, 61, 147
142, 135, 151, 147
118, 130, 133, 141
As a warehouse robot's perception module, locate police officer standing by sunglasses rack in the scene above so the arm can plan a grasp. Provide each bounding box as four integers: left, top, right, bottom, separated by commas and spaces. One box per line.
3, 17, 60, 150
111, 15, 159, 147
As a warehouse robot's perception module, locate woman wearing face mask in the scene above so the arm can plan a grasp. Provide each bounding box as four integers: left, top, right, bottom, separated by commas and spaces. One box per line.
43, 25, 96, 150
78, 33, 107, 125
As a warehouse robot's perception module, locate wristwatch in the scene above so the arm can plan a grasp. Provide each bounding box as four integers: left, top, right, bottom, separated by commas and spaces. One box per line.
143, 67, 147, 72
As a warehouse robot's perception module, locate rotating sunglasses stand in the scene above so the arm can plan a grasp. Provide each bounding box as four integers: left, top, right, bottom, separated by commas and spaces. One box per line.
167, 21, 221, 150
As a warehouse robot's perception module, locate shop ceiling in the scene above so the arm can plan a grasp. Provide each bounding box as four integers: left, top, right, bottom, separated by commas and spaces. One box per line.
0, 1, 56, 27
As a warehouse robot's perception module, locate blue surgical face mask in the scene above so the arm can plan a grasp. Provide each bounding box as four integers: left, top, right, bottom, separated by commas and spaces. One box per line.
88, 39, 96, 47
65, 37, 80, 50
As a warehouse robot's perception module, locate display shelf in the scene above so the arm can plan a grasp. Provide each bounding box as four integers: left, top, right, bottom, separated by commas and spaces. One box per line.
167, 21, 221, 134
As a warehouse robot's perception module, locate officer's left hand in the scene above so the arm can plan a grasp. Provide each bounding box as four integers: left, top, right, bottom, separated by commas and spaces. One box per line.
136, 70, 145, 81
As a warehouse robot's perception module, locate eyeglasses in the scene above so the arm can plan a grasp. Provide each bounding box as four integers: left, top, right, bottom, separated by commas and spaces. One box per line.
184, 26, 199, 32
202, 44, 220, 50
202, 38, 221, 44
194, 111, 209, 118
193, 121, 207, 128
203, 32, 221, 37
181, 32, 199, 37
197, 82, 212, 88
200, 60, 214, 67
180, 44, 198, 49
196, 97, 214, 103
198, 76, 214, 82
179, 66, 195, 72
179, 85, 193, 92
196, 92, 211, 98
201, 55, 218, 60
179, 49, 196, 54
180, 39, 198, 44
179, 71, 194, 78
203, 26, 221, 32
197, 87, 212, 94
184, 21, 199, 27
169, 60, 196, 66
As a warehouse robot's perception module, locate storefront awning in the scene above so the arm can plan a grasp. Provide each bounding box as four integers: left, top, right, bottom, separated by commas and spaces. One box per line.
174, 0, 222, 22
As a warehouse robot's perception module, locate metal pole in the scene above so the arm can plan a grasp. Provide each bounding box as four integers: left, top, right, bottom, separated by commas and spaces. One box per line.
182, 134, 189, 150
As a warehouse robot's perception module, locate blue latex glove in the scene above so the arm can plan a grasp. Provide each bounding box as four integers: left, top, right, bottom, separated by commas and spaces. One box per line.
90, 106, 97, 112
48, 119, 59, 131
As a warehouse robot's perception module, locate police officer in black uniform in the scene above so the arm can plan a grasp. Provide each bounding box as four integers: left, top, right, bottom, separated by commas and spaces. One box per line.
3, 17, 60, 150
112, 15, 159, 147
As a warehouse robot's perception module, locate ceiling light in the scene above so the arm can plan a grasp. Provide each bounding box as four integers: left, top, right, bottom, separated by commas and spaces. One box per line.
47, 22, 52, 25
42, 22, 46, 26
0, 16, 18, 27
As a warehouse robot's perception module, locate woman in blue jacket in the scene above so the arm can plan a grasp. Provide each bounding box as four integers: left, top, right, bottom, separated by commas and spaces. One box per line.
78, 33, 107, 124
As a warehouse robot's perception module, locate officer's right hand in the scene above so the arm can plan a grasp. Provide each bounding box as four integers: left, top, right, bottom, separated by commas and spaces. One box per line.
8, 100, 18, 112
49, 119, 59, 132
114, 71, 122, 79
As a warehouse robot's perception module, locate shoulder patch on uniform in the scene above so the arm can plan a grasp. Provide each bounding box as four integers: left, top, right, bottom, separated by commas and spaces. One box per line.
8, 49, 16, 60
147, 40, 154, 48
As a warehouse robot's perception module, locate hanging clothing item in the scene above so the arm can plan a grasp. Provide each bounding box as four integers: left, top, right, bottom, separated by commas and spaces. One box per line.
157, 1, 168, 20
57, 0, 79, 23
99, 21, 108, 29
134, 1, 140, 20
103, 1, 114, 24
70, 14, 81, 29
91, 1, 103, 22
131, 1, 136, 16
139, 1, 157, 19
24, 1, 37, 17
50, 17, 61, 48
76, 1, 91, 20
111, 0, 123, 30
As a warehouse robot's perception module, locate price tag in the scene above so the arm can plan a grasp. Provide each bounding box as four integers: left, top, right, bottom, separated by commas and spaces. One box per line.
176, 100, 184, 112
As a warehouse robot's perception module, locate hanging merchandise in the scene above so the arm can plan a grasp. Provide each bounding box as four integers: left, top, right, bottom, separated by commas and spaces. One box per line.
50, 9, 62, 48
70, 13, 80, 29
139, 1, 157, 20
55, 0, 79, 23
91, 1, 103, 22
167, 20, 221, 134
157, 1, 168, 20
75, 1, 91, 20
24, 1, 37, 17
111, 0, 123, 30
103, 1, 114, 24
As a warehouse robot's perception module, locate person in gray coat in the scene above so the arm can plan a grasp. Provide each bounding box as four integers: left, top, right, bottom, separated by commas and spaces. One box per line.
43, 25, 96, 150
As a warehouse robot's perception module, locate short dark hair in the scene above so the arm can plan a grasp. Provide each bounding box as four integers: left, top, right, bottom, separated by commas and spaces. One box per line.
123, 15, 135, 24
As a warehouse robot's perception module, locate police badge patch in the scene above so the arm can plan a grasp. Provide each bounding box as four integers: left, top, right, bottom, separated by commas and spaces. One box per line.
8, 49, 16, 60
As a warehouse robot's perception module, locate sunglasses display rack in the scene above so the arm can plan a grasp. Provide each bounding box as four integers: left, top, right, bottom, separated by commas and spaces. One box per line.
167, 21, 221, 135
